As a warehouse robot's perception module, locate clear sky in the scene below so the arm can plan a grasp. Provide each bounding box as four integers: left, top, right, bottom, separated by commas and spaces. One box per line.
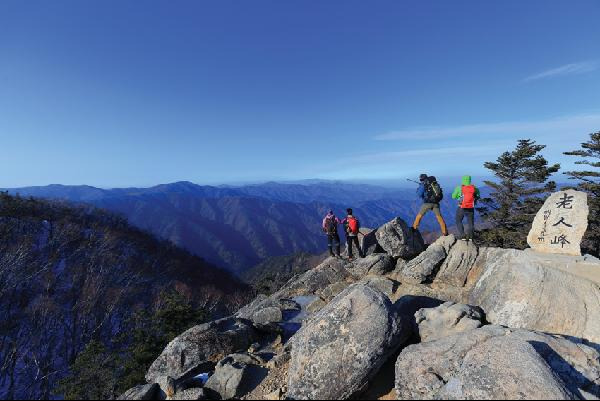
1, 0, 599, 187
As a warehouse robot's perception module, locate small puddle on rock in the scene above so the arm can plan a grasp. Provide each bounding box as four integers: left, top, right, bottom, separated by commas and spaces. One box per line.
191, 372, 210, 385
280, 295, 319, 342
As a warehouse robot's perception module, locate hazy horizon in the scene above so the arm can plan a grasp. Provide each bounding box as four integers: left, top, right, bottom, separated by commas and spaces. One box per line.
3, 173, 570, 192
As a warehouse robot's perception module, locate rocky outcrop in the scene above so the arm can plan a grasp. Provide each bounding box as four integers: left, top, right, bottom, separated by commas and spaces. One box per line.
118, 383, 159, 400
396, 325, 600, 400
204, 353, 267, 400
393, 235, 456, 284
287, 284, 410, 400
135, 212, 600, 401
433, 238, 479, 287
170, 388, 206, 400
375, 217, 425, 259
361, 229, 385, 255
236, 295, 299, 326
146, 318, 261, 385
361, 276, 398, 298
468, 249, 600, 344
348, 254, 395, 278
274, 257, 352, 298
390, 235, 600, 345
415, 301, 484, 342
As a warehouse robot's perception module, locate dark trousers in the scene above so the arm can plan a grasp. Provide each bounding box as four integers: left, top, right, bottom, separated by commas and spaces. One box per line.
347, 235, 364, 258
328, 233, 341, 255
456, 208, 475, 240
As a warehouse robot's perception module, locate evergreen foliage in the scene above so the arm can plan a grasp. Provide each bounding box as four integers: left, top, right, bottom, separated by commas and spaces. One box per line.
477, 139, 560, 248
58, 290, 207, 399
116, 290, 207, 393
56, 341, 119, 400
564, 131, 600, 256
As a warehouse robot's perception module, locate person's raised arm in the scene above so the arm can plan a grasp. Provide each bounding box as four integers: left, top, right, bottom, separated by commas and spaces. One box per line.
452, 186, 462, 200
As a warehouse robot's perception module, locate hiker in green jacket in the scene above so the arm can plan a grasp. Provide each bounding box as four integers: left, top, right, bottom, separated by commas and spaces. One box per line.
452, 176, 480, 241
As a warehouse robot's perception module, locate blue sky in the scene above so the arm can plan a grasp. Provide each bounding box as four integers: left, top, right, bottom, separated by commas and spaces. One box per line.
1, 0, 599, 187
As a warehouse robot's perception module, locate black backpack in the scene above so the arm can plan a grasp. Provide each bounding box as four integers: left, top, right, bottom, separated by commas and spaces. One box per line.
425, 177, 444, 203
325, 216, 338, 234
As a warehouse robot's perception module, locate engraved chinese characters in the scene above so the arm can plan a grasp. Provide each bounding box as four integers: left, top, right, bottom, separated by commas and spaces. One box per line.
527, 190, 589, 256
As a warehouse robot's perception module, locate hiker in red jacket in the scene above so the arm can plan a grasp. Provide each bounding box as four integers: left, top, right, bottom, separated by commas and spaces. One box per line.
322, 210, 341, 257
341, 208, 365, 260
451, 176, 481, 241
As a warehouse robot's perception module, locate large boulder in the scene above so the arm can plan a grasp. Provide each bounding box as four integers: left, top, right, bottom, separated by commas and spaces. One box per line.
361, 229, 385, 255
392, 239, 600, 344
348, 254, 395, 278
171, 388, 206, 400
317, 281, 351, 302
361, 276, 398, 298
287, 284, 410, 400
146, 318, 261, 385
433, 238, 479, 287
236, 295, 300, 326
396, 325, 600, 400
375, 217, 425, 259
118, 383, 159, 400
204, 353, 268, 400
468, 248, 600, 343
414, 302, 484, 342
274, 257, 352, 298
393, 235, 456, 284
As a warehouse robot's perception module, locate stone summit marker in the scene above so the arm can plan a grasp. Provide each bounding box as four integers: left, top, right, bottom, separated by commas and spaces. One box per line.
527, 189, 589, 256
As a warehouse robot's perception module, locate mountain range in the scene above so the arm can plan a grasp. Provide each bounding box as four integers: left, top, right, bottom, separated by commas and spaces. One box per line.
4, 180, 475, 274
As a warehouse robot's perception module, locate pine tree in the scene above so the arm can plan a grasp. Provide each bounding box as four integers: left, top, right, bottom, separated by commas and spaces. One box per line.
563, 131, 600, 256
56, 290, 208, 398
477, 139, 560, 248
116, 290, 207, 393
55, 341, 120, 400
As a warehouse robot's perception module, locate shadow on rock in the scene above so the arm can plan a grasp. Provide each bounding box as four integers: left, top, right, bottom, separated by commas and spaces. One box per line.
529, 340, 600, 399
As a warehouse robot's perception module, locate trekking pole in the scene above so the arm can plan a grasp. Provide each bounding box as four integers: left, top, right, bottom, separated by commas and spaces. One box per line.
406, 179, 420, 185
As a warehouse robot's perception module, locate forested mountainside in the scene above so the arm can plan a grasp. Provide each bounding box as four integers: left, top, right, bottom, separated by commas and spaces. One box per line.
5, 181, 466, 273
241, 252, 328, 295
0, 193, 252, 399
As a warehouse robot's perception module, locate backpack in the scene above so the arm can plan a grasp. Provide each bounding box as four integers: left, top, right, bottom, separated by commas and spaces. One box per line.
347, 216, 360, 235
461, 185, 476, 209
325, 216, 338, 235
425, 177, 444, 203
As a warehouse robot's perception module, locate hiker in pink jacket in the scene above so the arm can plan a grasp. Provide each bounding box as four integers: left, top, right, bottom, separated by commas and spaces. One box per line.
322, 210, 341, 257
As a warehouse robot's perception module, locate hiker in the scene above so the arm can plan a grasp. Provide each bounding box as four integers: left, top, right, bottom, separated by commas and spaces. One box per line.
341, 208, 365, 260
322, 210, 341, 257
412, 174, 448, 236
451, 175, 481, 241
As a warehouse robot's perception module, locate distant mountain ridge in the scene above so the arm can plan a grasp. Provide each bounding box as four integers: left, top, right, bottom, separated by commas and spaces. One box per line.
3, 180, 475, 273
5, 180, 412, 204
